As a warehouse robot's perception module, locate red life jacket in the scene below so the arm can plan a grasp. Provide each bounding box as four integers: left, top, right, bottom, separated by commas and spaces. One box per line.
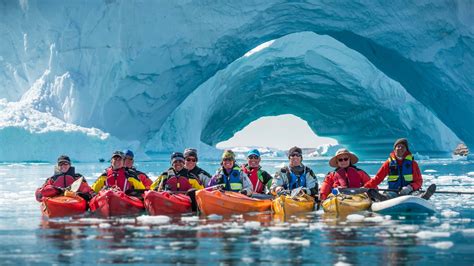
164, 169, 193, 192
51, 173, 77, 188
242, 166, 264, 193
105, 168, 131, 191
331, 167, 364, 188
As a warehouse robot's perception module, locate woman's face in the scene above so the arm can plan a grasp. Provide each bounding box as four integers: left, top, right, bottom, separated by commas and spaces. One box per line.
222, 158, 234, 169
173, 160, 185, 172
58, 162, 71, 173
336, 155, 351, 168
111, 156, 124, 169
184, 156, 197, 170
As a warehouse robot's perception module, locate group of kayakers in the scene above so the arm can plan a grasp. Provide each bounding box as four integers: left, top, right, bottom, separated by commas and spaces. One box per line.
35, 138, 436, 207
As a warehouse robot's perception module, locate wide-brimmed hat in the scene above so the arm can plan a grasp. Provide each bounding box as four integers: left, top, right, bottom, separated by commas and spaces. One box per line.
329, 148, 359, 167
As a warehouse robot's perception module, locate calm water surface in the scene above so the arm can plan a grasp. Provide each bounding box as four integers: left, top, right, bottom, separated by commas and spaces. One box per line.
0, 158, 473, 265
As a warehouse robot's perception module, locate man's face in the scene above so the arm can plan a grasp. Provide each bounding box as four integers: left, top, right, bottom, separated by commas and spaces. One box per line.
111, 156, 124, 169
184, 156, 197, 170
395, 144, 407, 158
247, 155, 260, 168
58, 162, 71, 173
289, 152, 302, 167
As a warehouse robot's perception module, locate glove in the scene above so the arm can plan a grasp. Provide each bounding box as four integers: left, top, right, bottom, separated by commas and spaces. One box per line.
399, 185, 413, 195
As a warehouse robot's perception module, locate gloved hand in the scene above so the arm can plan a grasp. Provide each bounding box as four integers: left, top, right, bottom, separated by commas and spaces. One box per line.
240, 190, 250, 196
399, 185, 413, 195
274, 187, 284, 195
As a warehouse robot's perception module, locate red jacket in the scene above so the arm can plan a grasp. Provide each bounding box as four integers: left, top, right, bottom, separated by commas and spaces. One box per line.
35, 167, 93, 202
320, 166, 371, 200
364, 151, 422, 190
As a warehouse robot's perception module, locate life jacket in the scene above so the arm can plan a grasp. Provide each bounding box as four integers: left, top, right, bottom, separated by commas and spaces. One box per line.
242, 165, 264, 193
220, 166, 243, 192
50, 167, 79, 188
105, 167, 132, 191
163, 169, 193, 192
387, 154, 413, 190
283, 166, 307, 190
331, 166, 364, 188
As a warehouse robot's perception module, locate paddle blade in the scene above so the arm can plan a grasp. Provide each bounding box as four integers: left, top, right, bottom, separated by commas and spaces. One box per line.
290, 187, 303, 198
70, 177, 84, 192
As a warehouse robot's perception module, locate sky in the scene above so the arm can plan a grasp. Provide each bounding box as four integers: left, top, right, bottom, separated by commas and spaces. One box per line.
216, 114, 337, 150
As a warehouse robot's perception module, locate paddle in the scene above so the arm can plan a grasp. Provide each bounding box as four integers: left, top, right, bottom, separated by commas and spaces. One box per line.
70, 176, 84, 192
339, 187, 474, 195
251, 193, 274, 200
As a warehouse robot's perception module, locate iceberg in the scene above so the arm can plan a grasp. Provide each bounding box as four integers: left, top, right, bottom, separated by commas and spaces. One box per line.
0, 1, 472, 161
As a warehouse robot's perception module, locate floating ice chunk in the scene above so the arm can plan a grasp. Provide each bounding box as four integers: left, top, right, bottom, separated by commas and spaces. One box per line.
181, 216, 199, 223
77, 218, 106, 224
424, 169, 437, 173
291, 223, 308, 228
243, 221, 261, 229
467, 172, 474, 177
225, 228, 245, 234
441, 209, 459, 218
259, 237, 310, 246
364, 216, 385, 223
462, 229, 474, 236
118, 218, 135, 224
207, 214, 223, 220
346, 214, 365, 222
136, 215, 171, 224
428, 241, 453, 249
98, 223, 111, 228
416, 231, 450, 239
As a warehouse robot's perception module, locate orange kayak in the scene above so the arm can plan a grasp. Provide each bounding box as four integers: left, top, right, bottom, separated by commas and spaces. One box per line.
196, 190, 272, 216
89, 190, 144, 217
41, 195, 87, 218
144, 191, 192, 215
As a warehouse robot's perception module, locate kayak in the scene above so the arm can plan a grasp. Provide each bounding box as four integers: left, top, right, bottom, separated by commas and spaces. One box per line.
322, 193, 371, 215
272, 194, 315, 216
89, 189, 144, 217
370, 195, 436, 214
196, 190, 272, 216
41, 194, 87, 218
144, 190, 192, 215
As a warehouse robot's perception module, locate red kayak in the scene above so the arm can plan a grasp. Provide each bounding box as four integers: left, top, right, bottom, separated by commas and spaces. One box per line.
41, 195, 87, 218
144, 190, 192, 215
89, 189, 144, 217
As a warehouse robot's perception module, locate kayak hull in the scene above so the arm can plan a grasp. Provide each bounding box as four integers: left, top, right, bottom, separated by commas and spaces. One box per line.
322, 193, 371, 215
41, 195, 87, 218
272, 194, 315, 216
89, 190, 144, 217
144, 191, 192, 215
370, 195, 436, 214
196, 190, 272, 216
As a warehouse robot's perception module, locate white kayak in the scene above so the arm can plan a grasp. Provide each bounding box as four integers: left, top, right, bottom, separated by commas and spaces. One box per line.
371, 195, 436, 214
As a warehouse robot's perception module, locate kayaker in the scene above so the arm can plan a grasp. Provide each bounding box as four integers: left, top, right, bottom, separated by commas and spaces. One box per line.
91, 151, 146, 193
123, 149, 153, 189
151, 152, 204, 192
364, 138, 436, 201
183, 148, 212, 187
208, 150, 253, 195
319, 148, 372, 200
35, 155, 94, 202
241, 149, 273, 194
270, 146, 318, 196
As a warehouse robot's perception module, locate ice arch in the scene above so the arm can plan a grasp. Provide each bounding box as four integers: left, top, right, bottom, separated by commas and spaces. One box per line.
146, 32, 459, 158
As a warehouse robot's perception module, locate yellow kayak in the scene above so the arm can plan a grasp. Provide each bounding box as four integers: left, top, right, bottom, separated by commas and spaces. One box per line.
322, 193, 371, 215
272, 194, 315, 216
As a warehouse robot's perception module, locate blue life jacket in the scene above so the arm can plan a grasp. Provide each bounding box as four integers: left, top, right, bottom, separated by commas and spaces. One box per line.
387, 155, 413, 190
221, 166, 243, 192
284, 166, 307, 190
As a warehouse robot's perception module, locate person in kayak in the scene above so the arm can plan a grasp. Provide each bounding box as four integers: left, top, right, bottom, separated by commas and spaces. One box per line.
123, 149, 153, 190
241, 149, 273, 194
364, 138, 436, 201
183, 148, 212, 187
208, 150, 253, 195
270, 146, 318, 196
319, 148, 372, 201
151, 152, 204, 192
91, 151, 146, 193
35, 155, 94, 202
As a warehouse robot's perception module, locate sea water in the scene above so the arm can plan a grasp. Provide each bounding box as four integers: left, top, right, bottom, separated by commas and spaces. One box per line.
0, 158, 473, 265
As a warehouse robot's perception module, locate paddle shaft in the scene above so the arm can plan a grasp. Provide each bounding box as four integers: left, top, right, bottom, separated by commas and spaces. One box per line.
340, 187, 474, 195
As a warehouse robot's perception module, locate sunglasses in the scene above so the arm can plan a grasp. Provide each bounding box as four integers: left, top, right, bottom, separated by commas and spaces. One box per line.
248, 155, 259, 159
290, 153, 302, 157
338, 157, 349, 162
223, 158, 234, 162
58, 162, 70, 166
125, 156, 133, 160
185, 158, 197, 162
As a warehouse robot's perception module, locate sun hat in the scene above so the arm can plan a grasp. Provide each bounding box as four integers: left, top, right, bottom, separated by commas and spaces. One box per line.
329, 148, 359, 167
